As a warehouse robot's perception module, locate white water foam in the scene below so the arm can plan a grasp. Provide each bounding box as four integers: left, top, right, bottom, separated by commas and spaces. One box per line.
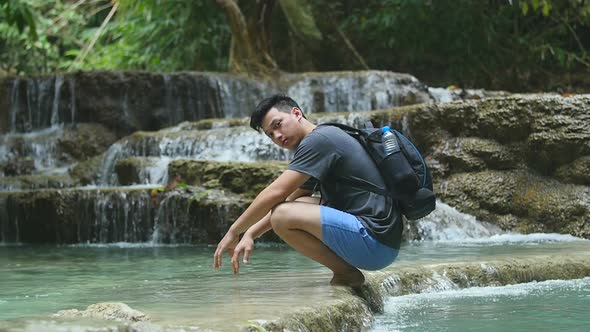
440, 232, 588, 244
413, 201, 503, 241
383, 277, 590, 306
414, 202, 588, 244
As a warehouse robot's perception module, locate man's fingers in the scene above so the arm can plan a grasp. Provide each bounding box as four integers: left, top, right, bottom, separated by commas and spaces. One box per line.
243, 247, 252, 264
231, 249, 241, 274
213, 247, 222, 268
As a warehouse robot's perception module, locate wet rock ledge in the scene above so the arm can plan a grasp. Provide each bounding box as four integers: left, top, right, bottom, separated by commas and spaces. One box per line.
257, 253, 590, 332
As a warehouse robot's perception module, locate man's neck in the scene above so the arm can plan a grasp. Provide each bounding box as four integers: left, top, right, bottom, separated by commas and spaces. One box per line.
301, 119, 317, 136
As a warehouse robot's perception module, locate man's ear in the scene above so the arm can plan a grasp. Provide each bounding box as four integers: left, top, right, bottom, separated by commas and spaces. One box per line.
292, 107, 303, 119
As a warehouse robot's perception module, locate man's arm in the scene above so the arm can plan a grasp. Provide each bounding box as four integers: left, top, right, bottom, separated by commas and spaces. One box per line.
244, 188, 314, 240
213, 170, 310, 269
228, 170, 311, 235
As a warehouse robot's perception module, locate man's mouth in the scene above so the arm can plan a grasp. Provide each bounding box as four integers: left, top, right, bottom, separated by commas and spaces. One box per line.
282, 139, 288, 146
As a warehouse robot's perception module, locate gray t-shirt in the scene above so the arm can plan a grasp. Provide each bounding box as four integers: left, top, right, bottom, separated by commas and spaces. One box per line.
288, 125, 403, 249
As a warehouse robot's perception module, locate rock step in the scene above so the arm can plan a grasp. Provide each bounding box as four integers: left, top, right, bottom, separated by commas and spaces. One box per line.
262, 253, 590, 331
0, 173, 78, 191
0, 186, 254, 244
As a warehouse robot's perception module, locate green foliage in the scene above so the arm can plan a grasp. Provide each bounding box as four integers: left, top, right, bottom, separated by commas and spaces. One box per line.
0, 0, 230, 74
1, 0, 37, 39
2, 0, 589, 91
341, 0, 590, 90
78, 0, 231, 72
0, 0, 108, 75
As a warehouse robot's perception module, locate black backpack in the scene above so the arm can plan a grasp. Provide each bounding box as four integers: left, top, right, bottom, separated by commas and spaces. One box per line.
321, 123, 436, 220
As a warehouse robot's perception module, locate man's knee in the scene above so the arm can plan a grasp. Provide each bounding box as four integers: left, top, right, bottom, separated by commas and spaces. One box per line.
270, 202, 289, 231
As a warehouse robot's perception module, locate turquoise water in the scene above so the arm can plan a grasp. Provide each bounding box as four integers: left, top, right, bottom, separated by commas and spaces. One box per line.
0, 244, 335, 330
372, 278, 590, 332
1, 237, 589, 331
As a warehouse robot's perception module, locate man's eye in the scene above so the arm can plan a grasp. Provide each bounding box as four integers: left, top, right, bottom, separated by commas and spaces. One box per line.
276, 121, 281, 127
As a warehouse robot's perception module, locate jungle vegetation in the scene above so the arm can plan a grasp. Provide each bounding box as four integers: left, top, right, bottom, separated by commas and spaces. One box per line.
1, 0, 589, 91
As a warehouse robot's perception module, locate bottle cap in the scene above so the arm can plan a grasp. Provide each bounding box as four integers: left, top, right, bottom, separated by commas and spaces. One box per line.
381, 126, 391, 133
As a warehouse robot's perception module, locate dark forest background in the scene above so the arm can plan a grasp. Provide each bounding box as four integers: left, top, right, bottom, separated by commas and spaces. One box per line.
2, 0, 589, 92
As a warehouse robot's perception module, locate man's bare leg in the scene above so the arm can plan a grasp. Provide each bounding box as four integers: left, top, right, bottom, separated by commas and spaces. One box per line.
270, 200, 365, 287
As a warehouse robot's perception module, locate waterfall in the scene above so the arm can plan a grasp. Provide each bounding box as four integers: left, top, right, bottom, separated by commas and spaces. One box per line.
69, 77, 76, 124
163, 74, 183, 125
0, 126, 65, 174
286, 71, 431, 114
99, 143, 125, 185
50, 76, 64, 126
413, 202, 503, 241
9, 76, 73, 132
116, 72, 132, 126
10, 79, 20, 132
97, 125, 290, 186
138, 157, 171, 185
150, 191, 191, 243
85, 189, 153, 243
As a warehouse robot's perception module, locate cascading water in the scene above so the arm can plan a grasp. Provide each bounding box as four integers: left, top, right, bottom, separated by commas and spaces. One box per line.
413, 202, 504, 241
0, 126, 65, 173
286, 71, 430, 114
50, 76, 64, 126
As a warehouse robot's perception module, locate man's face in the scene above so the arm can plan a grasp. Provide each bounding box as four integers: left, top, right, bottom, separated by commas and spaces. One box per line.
261, 107, 304, 150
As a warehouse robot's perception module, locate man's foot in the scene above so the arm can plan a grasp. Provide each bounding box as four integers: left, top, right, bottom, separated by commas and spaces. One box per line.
330, 268, 365, 287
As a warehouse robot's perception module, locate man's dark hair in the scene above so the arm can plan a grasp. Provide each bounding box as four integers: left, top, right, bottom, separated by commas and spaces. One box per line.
250, 94, 305, 132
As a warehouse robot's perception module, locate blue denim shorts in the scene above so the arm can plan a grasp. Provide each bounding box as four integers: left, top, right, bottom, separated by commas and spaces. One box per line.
320, 206, 399, 271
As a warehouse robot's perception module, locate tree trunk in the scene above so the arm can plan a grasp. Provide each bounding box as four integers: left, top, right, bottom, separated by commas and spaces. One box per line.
216, 0, 279, 76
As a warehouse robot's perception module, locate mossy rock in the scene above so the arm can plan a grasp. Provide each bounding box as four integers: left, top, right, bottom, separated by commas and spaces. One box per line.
169, 160, 288, 198
58, 123, 118, 161
0, 174, 79, 191
435, 137, 519, 173
69, 155, 103, 185
178, 118, 249, 131
555, 156, 590, 185
114, 157, 165, 185
436, 170, 590, 237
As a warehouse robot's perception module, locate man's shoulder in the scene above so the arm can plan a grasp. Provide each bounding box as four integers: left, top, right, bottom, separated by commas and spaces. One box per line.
307, 125, 351, 141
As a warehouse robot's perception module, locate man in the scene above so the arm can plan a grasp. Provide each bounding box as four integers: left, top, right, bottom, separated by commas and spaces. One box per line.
213, 95, 403, 286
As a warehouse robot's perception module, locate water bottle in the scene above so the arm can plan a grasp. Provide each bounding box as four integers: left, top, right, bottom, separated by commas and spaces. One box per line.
381, 126, 400, 155
380, 126, 419, 198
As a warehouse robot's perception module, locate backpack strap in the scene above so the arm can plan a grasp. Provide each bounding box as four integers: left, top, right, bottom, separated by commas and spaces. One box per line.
318, 122, 390, 197
318, 122, 363, 137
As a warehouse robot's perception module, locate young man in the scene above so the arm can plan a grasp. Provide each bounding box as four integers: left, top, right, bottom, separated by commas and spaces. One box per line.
213, 95, 403, 286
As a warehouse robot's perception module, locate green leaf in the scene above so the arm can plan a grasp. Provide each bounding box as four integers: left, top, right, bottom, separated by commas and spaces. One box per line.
542, 1, 551, 16
65, 49, 80, 57
522, 2, 529, 15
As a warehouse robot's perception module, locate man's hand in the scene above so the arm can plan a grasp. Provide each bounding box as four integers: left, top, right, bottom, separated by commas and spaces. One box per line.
213, 229, 239, 269
230, 234, 255, 274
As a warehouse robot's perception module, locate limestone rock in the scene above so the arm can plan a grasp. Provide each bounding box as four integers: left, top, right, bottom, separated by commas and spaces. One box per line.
57, 123, 117, 161
53, 302, 149, 322
436, 170, 590, 236
555, 156, 590, 185
169, 159, 287, 198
